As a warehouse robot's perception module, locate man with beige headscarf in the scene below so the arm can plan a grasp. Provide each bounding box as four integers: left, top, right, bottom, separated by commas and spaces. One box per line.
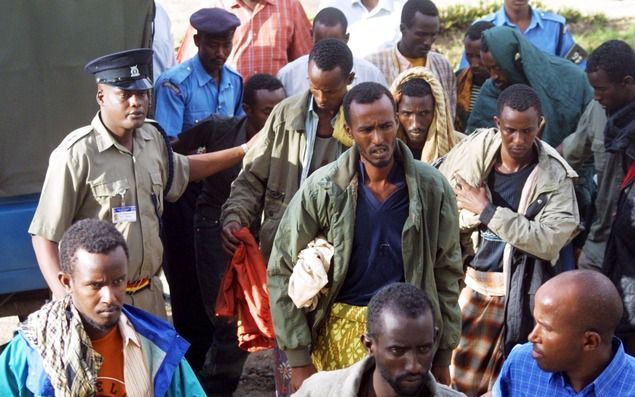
391, 67, 461, 164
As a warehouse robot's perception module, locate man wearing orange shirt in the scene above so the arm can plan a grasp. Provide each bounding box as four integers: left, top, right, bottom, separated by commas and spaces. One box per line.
0, 219, 205, 396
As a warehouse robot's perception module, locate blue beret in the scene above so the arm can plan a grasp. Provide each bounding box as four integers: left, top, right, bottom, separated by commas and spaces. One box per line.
84, 48, 153, 90
190, 8, 240, 36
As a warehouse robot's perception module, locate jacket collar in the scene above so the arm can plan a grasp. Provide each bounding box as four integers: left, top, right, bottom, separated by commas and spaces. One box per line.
287, 90, 313, 132
327, 139, 423, 229
456, 128, 577, 193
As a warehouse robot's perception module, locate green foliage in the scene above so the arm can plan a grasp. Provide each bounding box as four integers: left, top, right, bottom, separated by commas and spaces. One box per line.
439, 1, 608, 32
439, 2, 498, 31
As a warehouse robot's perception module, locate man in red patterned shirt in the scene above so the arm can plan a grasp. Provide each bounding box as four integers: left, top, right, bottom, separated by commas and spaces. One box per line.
177, 0, 312, 80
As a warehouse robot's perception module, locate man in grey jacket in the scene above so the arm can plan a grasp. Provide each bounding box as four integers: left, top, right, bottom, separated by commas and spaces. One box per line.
439, 84, 579, 396
293, 283, 465, 397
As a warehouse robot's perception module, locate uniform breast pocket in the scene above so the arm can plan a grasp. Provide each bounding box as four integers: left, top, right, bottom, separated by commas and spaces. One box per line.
150, 171, 164, 214
90, 179, 131, 220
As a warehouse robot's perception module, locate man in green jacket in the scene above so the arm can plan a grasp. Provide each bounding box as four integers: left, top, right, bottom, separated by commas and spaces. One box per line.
220, 38, 354, 397
268, 82, 462, 391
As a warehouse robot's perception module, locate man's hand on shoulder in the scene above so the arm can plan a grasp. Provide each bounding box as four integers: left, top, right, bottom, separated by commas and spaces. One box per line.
221, 221, 242, 255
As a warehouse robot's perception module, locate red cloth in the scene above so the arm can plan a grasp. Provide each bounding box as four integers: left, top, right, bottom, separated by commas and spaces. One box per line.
621, 159, 635, 189
176, 0, 312, 80
215, 227, 275, 352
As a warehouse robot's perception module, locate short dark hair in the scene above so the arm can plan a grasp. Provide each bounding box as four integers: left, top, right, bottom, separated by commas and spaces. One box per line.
481, 34, 490, 52
313, 7, 348, 32
343, 82, 396, 124
59, 219, 129, 275
308, 38, 353, 77
465, 20, 495, 40
244, 73, 284, 107
367, 283, 435, 336
397, 78, 433, 99
497, 83, 542, 116
587, 40, 635, 84
401, 0, 439, 27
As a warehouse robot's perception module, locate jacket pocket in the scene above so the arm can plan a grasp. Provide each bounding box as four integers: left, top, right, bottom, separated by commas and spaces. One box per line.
150, 171, 164, 214
263, 187, 286, 220
90, 178, 130, 208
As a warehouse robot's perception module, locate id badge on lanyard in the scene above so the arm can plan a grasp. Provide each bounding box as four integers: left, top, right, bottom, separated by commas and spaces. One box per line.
112, 188, 137, 223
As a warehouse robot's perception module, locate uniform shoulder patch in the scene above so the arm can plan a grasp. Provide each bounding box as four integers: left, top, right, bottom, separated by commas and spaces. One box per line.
161, 80, 182, 95
59, 125, 94, 150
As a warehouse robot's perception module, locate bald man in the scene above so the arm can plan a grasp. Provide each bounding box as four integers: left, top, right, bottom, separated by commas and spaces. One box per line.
491, 270, 635, 396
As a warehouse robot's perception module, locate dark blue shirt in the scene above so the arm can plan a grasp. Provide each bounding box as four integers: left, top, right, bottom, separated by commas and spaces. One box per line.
336, 160, 408, 306
471, 162, 536, 272
494, 340, 635, 397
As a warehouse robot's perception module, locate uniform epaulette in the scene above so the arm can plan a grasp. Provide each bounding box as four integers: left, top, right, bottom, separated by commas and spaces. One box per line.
480, 13, 496, 22
538, 11, 566, 25
59, 125, 94, 150
164, 63, 193, 84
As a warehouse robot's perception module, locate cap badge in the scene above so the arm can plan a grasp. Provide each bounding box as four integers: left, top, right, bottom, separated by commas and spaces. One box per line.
130, 65, 140, 78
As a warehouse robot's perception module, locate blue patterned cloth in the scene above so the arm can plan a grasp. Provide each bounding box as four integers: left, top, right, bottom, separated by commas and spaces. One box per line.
493, 340, 635, 396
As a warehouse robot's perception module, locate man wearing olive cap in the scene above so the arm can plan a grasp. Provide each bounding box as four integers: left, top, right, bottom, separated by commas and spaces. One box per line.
154, 7, 244, 137
29, 48, 255, 318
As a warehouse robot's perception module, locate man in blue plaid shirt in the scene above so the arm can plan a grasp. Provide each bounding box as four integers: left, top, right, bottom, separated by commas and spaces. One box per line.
491, 270, 635, 397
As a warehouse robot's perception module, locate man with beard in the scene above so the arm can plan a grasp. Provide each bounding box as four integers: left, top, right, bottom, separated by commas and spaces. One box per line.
455, 21, 495, 132
439, 84, 579, 396
0, 219, 205, 396
391, 67, 461, 164
491, 270, 635, 396
293, 283, 465, 397
267, 82, 462, 390
29, 48, 257, 318
365, 0, 456, 115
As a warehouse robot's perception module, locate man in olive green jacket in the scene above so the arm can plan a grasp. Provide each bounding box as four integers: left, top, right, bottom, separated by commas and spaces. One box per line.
221, 39, 354, 261
268, 83, 462, 390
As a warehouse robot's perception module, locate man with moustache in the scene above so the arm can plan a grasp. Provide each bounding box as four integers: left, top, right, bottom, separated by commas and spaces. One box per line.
439, 84, 579, 396
491, 270, 635, 396
29, 48, 255, 318
0, 219, 205, 396
391, 67, 461, 164
267, 82, 462, 390
154, 7, 243, 137
293, 283, 466, 397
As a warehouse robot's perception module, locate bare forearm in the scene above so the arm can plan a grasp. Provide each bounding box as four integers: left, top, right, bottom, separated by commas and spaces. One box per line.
187, 145, 246, 181
31, 235, 66, 299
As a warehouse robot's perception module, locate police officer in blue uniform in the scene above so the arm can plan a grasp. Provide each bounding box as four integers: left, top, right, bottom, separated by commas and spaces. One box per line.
458, 0, 587, 70
154, 8, 244, 137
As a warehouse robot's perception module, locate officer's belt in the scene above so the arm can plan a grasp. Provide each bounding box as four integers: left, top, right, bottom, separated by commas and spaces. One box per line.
126, 278, 151, 294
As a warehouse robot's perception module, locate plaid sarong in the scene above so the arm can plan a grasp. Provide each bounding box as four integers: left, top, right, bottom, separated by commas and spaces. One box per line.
311, 302, 368, 371
451, 284, 505, 397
